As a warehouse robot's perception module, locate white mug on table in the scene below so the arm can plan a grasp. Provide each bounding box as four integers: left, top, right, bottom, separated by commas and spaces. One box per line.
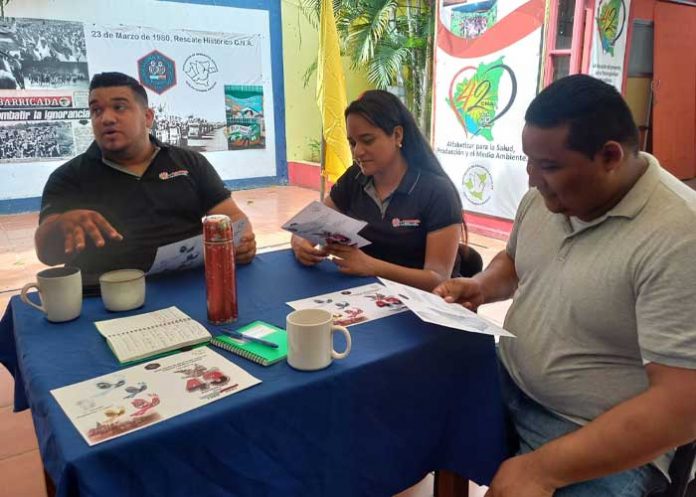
20, 266, 82, 323
99, 269, 146, 312
286, 308, 352, 371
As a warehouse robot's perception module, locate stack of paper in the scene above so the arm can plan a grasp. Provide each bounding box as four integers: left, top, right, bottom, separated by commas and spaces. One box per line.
378, 278, 514, 337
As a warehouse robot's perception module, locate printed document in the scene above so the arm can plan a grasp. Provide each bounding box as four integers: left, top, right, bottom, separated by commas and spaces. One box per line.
148, 218, 247, 275
51, 347, 261, 446
287, 283, 406, 326
282, 201, 371, 248
378, 278, 515, 337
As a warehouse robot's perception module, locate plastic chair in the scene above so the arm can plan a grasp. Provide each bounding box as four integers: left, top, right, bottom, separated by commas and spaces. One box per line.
648, 441, 696, 497
458, 243, 483, 278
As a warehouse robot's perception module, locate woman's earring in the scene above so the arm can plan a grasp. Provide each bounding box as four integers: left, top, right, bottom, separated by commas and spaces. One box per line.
397, 142, 403, 148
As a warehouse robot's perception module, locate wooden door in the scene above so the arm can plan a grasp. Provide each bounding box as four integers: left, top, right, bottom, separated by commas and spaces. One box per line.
653, 1, 696, 179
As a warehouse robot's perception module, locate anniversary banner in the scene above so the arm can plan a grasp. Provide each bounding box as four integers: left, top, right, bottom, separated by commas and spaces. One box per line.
432, 0, 545, 220
0, 16, 264, 163
588, 0, 632, 90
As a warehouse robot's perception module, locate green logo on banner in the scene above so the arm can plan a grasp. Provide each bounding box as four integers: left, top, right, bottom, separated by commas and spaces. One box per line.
448, 57, 517, 142
597, 0, 627, 56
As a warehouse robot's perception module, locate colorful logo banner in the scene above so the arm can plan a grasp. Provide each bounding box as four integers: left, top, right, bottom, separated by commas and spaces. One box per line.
588, 0, 631, 90
433, 0, 544, 220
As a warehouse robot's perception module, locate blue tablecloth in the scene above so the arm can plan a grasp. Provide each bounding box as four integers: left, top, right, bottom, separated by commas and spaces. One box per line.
0, 249, 509, 497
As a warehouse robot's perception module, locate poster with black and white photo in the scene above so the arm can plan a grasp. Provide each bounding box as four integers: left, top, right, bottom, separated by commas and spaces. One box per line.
0, 17, 89, 90
0, 16, 265, 162
86, 24, 263, 153
0, 17, 93, 162
0, 89, 92, 162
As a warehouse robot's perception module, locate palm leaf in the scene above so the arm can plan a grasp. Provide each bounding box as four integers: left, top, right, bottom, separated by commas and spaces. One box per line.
366, 38, 409, 89
302, 59, 319, 89
299, 0, 350, 29
345, 0, 397, 66
299, 0, 321, 27
297, 0, 437, 133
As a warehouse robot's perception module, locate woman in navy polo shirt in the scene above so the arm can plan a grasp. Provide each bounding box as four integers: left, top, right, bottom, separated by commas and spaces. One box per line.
291, 90, 464, 291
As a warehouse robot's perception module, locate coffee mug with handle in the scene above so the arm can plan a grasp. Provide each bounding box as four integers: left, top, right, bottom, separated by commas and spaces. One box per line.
20, 266, 82, 323
286, 308, 352, 371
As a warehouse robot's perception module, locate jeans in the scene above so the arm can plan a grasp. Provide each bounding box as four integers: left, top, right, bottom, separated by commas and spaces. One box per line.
499, 364, 668, 497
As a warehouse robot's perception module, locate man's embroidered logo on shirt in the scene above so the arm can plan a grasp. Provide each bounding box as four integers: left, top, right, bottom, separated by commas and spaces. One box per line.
159, 170, 189, 180
392, 218, 421, 228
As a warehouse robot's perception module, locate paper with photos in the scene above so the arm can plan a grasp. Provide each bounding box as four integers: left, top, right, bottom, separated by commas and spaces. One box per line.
51, 347, 261, 446
282, 201, 371, 248
378, 278, 515, 337
148, 234, 203, 275
147, 218, 247, 275
286, 283, 406, 327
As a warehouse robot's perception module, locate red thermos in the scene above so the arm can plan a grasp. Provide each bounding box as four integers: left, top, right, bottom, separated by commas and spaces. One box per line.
203, 215, 237, 324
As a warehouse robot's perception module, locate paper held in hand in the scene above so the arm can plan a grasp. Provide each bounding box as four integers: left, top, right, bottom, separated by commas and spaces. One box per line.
378, 278, 515, 338
94, 306, 212, 363
282, 200, 371, 248
147, 218, 247, 275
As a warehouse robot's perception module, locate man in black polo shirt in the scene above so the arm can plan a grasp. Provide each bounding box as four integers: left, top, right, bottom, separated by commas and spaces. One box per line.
35, 72, 256, 281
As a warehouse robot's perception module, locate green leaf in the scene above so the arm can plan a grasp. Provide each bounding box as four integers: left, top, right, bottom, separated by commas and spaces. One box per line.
302, 59, 319, 89
298, 0, 436, 133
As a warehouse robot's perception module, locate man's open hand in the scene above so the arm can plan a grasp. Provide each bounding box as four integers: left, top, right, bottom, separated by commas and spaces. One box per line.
56, 209, 123, 255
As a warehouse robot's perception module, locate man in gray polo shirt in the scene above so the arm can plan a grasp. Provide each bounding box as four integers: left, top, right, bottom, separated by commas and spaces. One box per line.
435, 75, 696, 497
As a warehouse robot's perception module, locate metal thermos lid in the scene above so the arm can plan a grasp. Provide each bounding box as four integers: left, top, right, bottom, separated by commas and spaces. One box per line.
202, 215, 233, 243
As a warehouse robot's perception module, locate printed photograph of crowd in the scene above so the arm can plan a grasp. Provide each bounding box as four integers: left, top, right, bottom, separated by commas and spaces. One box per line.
0, 17, 89, 90
0, 122, 75, 161
441, 0, 498, 40
452, 11, 496, 39
152, 113, 227, 152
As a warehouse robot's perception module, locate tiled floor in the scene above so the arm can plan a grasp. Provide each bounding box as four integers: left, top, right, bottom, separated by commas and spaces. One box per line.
0, 185, 508, 497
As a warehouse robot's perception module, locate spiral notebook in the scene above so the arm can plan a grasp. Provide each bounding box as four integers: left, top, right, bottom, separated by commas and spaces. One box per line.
94, 306, 212, 364
209, 321, 287, 366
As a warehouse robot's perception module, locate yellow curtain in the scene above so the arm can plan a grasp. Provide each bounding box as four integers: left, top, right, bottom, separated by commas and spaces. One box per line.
316, 0, 352, 183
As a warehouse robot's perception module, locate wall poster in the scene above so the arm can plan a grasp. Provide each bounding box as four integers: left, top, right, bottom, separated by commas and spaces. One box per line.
432, 0, 545, 220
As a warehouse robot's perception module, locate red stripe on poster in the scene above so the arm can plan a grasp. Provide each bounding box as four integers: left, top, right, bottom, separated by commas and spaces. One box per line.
438, 0, 545, 58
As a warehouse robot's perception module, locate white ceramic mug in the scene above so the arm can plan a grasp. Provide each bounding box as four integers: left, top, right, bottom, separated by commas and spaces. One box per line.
20, 266, 82, 322
286, 308, 352, 371
99, 269, 146, 312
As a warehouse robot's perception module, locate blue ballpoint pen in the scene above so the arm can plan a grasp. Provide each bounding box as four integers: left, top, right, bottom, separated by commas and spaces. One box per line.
221, 328, 279, 349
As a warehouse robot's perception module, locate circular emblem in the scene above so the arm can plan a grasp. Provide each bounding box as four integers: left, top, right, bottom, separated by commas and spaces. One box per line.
59, 97, 71, 107
183, 53, 219, 92
462, 165, 494, 205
